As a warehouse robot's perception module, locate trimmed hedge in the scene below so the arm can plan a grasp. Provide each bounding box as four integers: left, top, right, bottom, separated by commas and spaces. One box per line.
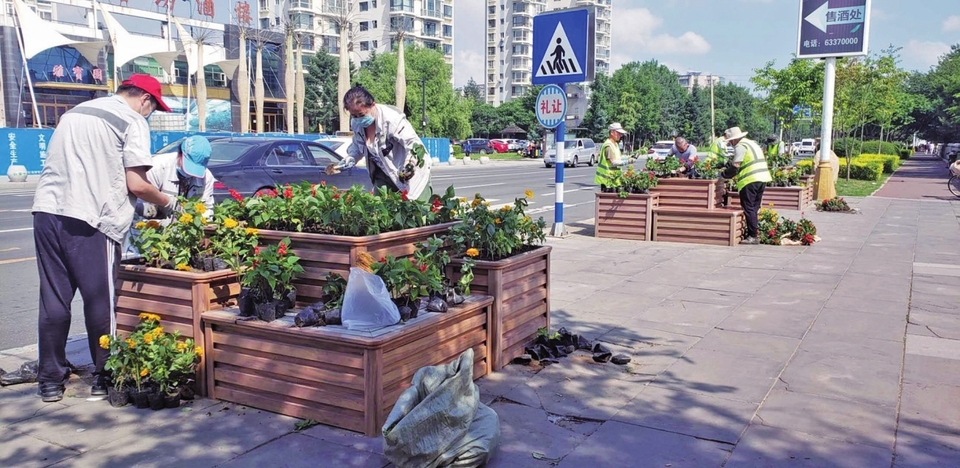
856, 154, 900, 174
833, 139, 905, 158
839, 159, 884, 182
898, 148, 912, 159
858, 140, 900, 156
797, 159, 815, 174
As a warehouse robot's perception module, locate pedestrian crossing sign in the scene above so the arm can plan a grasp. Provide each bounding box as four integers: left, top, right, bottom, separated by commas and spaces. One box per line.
532, 8, 592, 85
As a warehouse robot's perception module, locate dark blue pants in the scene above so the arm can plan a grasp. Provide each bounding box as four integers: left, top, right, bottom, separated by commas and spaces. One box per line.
739, 182, 766, 239
34, 213, 120, 384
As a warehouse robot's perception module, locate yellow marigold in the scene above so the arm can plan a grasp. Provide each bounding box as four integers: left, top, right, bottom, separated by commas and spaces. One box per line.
175, 263, 191, 271
483, 201, 491, 206
146, 220, 162, 229
139, 313, 161, 322
471, 198, 482, 207
466, 248, 480, 257
194, 346, 204, 358
179, 213, 194, 224
125, 338, 136, 349
524, 216, 531, 222
151, 327, 164, 339
144, 333, 154, 344
768, 203, 775, 208
176, 342, 187, 351
223, 218, 239, 229
245, 227, 259, 236
99, 335, 110, 349
135, 221, 146, 230
194, 202, 206, 213
525, 189, 534, 199
500, 206, 512, 213
140, 367, 149, 377
494, 218, 502, 225
457, 197, 467, 203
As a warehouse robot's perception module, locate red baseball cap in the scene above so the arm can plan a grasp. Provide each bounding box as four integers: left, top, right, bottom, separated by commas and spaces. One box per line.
121, 74, 172, 112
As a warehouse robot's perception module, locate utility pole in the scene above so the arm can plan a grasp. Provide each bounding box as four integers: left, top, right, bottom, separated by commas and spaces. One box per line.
420, 77, 427, 136
709, 74, 715, 138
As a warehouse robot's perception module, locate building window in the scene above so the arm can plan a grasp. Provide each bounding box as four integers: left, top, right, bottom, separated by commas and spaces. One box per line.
372, 20, 378, 28
488, 5, 495, 14
488, 19, 495, 28
259, 0, 267, 10
443, 44, 452, 56
360, 41, 369, 51
371, 0, 377, 7
359, 1, 368, 11
372, 40, 378, 48
443, 25, 452, 38
443, 4, 452, 17
260, 18, 270, 28
359, 21, 369, 31
489, 87, 495, 95
390, 0, 413, 12
488, 47, 495, 55
291, 0, 311, 8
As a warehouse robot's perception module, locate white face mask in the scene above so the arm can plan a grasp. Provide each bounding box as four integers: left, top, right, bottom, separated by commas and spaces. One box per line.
140, 99, 155, 121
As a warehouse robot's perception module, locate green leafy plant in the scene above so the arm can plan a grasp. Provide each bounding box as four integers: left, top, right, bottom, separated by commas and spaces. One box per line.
818, 197, 852, 212
321, 272, 347, 310
645, 155, 683, 178
447, 191, 547, 262
371, 255, 431, 302
239, 238, 304, 301
691, 156, 721, 179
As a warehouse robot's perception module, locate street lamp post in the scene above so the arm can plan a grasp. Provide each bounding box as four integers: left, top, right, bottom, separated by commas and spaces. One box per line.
420, 77, 427, 136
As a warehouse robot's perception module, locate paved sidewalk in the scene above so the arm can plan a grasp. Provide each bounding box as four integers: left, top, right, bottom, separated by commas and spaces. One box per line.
2, 158, 959, 467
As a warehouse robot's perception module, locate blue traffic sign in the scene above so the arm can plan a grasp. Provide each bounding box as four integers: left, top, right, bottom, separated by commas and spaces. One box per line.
797, 0, 871, 59
532, 9, 592, 85
536, 85, 567, 129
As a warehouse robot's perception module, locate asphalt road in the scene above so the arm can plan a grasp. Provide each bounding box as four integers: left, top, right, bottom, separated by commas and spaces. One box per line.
0, 159, 604, 351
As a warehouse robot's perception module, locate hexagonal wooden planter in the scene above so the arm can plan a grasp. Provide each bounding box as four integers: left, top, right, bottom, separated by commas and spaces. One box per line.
201, 295, 493, 436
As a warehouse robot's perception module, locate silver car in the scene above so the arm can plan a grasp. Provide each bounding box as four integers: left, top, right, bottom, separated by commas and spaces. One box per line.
543, 138, 597, 168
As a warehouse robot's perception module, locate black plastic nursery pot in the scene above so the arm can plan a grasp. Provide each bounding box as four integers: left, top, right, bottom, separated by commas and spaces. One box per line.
108, 387, 129, 408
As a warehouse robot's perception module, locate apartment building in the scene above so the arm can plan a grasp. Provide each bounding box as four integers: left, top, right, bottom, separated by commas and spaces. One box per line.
260, 0, 454, 66
485, 0, 611, 106
677, 71, 724, 92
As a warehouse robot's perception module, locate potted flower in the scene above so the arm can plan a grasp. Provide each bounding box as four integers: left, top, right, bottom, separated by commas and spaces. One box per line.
645, 155, 684, 178
142, 325, 202, 409
101, 334, 133, 407
222, 183, 462, 304
445, 191, 551, 370
237, 238, 304, 321
594, 169, 661, 241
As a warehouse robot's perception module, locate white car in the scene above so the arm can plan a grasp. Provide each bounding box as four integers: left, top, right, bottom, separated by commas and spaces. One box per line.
316, 137, 366, 167
543, 138, 597, 168
647, 140, 675, 161
798, 139, 816, 157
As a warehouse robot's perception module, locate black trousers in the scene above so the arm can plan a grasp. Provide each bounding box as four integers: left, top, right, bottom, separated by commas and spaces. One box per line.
34, 213, 120, 383
739, 182, 766, 238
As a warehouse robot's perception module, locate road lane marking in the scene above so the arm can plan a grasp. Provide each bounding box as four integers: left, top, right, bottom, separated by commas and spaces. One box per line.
526, 200, 594, 214
539, 187, 596, 196
0, 209, 31, 213
455, 183, 506, 189
0, 247, 20, 252
0, 256, 34, 265
0, 227, 32, 233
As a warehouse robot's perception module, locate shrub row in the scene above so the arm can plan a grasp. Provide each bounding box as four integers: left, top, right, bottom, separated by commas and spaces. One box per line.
856, 154, 900, 174
833, 138, 908, 158
839, 159, 884, 182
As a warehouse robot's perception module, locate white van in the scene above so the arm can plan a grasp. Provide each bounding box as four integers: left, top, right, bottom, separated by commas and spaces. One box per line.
798, 139, 816, 157
543, 138, 597, 168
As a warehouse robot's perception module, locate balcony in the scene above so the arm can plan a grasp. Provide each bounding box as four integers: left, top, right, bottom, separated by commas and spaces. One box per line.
422, 8, 442, 19
421, 28, 440, 38
321, 3, 345, 15
390, 4, 414, 13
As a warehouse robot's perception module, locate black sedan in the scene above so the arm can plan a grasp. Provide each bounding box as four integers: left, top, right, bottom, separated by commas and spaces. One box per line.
205, 138, 371, 201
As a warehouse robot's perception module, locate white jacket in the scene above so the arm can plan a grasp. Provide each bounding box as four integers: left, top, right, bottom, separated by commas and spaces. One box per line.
145, 152, 216, 220
347, 104, 432, 199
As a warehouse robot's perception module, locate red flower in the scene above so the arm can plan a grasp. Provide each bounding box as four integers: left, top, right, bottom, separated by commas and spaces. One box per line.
264, 189, 277, 198
400, 190, 409, 201
419, 263, 428, 273
320, 181, 327, 187
254, 246, 260, 256
278, 241, 288, 256
311, 184, 317, 197
379, 257, 386, 263
431, 205, 440, 213
333, 192, 341, 200
283, 186, 293, 199
228, 189, 243, 202
768, 229, 776, 237
648, 172, 655, 180
432, 198, 442, 208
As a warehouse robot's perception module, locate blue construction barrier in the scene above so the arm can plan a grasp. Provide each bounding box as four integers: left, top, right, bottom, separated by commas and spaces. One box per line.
3, 128, 449, 175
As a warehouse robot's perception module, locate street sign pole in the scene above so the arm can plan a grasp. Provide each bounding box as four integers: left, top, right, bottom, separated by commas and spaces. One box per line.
552, 102, 566, 237
815, 57, 838, 200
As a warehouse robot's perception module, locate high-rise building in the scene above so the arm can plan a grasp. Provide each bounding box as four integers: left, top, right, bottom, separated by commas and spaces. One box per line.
260, 0, 454, 67
677, 71, 724, 92
485, 0, 610, 106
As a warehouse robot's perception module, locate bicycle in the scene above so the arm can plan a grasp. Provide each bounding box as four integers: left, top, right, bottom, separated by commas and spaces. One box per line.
950, 162, 960, 197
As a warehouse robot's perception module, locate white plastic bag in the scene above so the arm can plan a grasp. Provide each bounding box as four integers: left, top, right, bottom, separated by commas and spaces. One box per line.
341, 267, 400, 330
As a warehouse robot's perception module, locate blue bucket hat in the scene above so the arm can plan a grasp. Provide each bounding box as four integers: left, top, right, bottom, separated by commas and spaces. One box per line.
180, 136, 212, 178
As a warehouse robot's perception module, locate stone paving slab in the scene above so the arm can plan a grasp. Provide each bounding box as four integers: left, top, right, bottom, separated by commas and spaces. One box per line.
905, 334, 960, 360
823, 295, 909, 316
631, 300, 736, 329
690, 328, 800, 363
810, 307, 908, 342
611, 384, 757, 444
778, 350, 902, 407
555, 421, 733, 468
726, 424, 893, 468
0, 426, 76, 468
219, 433, 388, 468
652, 348, 785, 404
907, 311, 960, 340
485, 400, 593, 468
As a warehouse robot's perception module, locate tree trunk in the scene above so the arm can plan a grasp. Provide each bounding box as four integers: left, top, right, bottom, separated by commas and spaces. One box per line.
395, 41, 406, 111
337, 24, 350, 132
296, 44, 305, 134
196, 42, 207, 132
238, 30, 250, 133
255, 47, 265, 134
284, 31, 294, 135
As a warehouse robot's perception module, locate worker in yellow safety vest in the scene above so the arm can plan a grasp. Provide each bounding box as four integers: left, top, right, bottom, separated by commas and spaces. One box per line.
595, 122, 629, 190
724, 126, 772, 245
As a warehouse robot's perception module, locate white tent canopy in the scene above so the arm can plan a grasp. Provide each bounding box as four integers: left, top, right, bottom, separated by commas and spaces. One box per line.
97, 2, 179, 75
173, 18, 230, 77
13, 0, 106, 66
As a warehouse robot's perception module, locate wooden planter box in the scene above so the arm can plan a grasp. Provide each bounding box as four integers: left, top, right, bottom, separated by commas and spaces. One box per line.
652, 208, 744, 246
116, 266, 240, 397
448, 246, 551, 371
594, 192, 659, 241
254, 222, 458, 304
728, 185, 813, 211
650, 178, 722, 210
201, 295, 494, 436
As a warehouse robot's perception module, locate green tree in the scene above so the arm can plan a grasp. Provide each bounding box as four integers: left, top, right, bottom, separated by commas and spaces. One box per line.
751, 58, 824, 137
304, 50, 341, 133
462, 78, 484, 103
907, 44, 960, 142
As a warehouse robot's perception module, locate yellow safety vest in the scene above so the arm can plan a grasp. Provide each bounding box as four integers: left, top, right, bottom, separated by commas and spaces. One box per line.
708, 138, 727, 159
595, 139, 623, 186
736, 138, 773, 191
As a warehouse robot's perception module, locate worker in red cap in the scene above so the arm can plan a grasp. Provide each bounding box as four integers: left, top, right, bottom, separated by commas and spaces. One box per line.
31, 74, 174, 402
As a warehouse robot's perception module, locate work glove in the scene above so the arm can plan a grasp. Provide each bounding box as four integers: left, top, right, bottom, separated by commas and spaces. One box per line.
721, 162, 738, 180
135, 201, 158, 219
156, 195, 180, 218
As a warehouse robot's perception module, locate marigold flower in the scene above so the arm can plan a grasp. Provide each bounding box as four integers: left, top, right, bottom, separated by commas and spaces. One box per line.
194, 202, 206, 213
466, 248, 480, 257
333, 192, 341, 200
458, 197, 467, 203
140, 367, 149, 377
223, 218, 239, 229
152, 327, 164, 338
138, 313, 161, 322
500, 206, 512, 213
125, 338, 136, 349
195, 346, 203, 358
483, 201, 490, 206
179, 213, 194, 224
135, 221, 146, 229
494, 218, 502, 225
144, 333, 154, 344
99, 335, 110, 349
176, 263, 191, 271
245, 227, 259, 236
524, 216, 531, 222
471, 198, 481, 207
177, 341, 187, 351
768, 203, 774, 208
525, 189, 534, 198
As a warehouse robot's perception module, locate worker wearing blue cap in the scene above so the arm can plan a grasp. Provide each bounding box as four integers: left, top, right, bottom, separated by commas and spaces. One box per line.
135, 135, 215, 222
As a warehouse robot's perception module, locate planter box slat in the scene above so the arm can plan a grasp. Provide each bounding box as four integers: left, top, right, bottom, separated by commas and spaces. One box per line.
117, 295, 194, 319
255, 222, 458, 304
595, 192, 658, 241
448, 246, 550, 371
117, 281, 194, 301
203, 295, 493, 436
650, 179, 721, 210
727, 185, 814, 211
502, 295, 550, 335
652, 208, 744, 247
501, 313, 547, 356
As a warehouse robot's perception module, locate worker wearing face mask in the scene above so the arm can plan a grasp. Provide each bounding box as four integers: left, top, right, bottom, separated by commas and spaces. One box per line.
339, 85, 433, 201
135, 135, 215, 223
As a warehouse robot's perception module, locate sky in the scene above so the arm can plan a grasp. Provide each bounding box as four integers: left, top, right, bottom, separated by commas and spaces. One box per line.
452, 0, 960, 90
